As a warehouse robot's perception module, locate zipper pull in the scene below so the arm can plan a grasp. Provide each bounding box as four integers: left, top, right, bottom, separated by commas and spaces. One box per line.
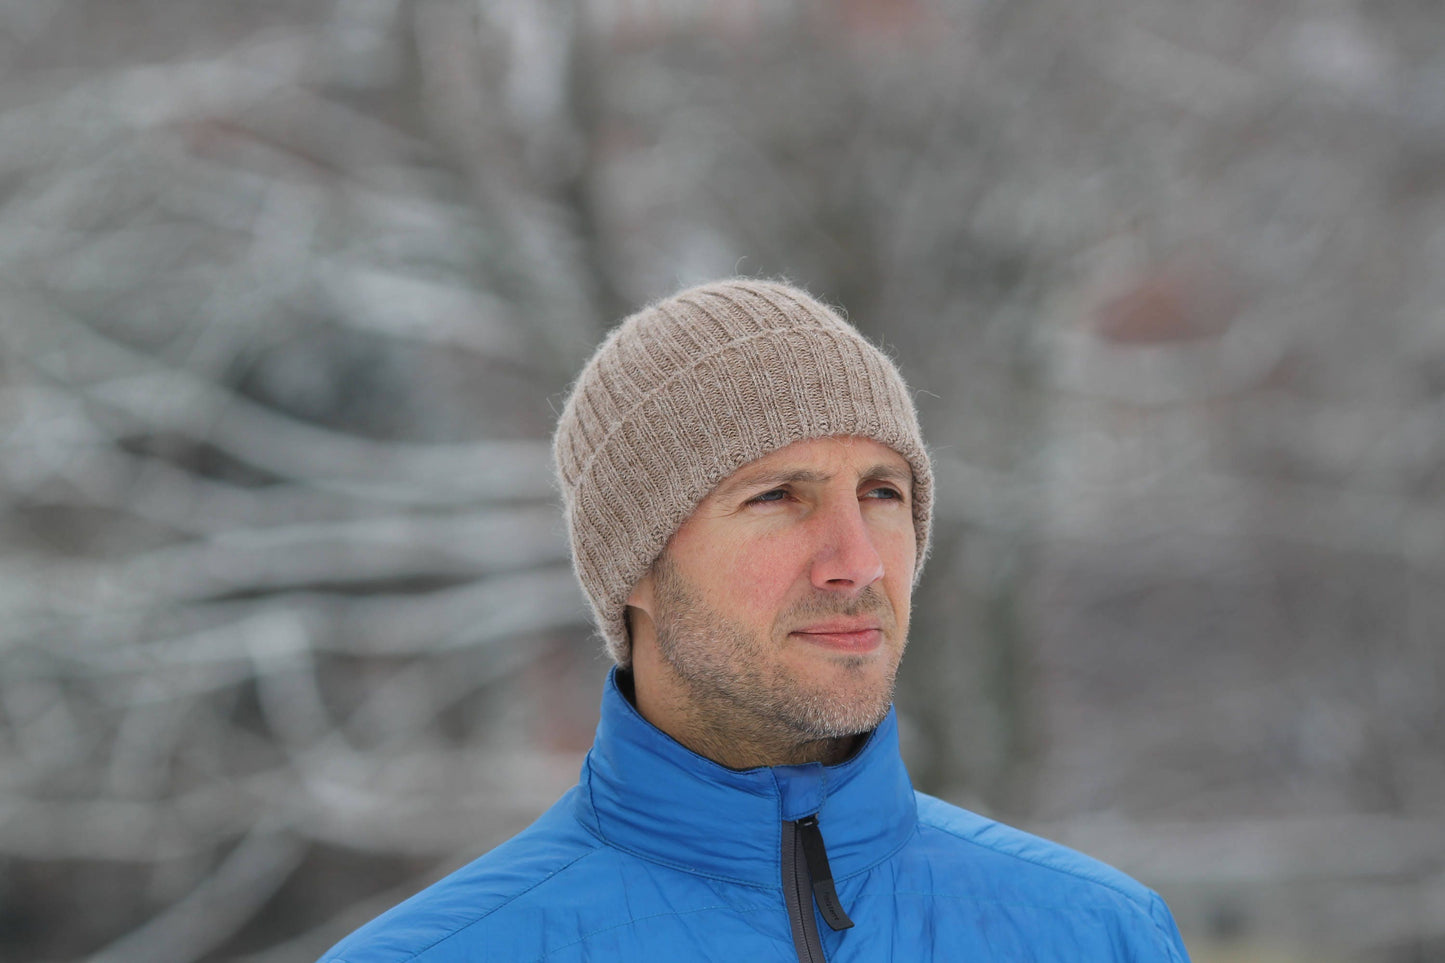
795, 814, 854, 931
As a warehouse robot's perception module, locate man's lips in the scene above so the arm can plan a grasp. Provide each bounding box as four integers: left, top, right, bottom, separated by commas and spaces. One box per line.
789, 621, 884, 652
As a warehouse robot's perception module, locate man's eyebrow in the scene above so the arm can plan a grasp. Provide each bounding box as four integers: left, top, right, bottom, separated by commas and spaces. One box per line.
714, 468, 829, 499
714, 462, 913, 499
856, 464, 915, 502
860, 463, 913, 486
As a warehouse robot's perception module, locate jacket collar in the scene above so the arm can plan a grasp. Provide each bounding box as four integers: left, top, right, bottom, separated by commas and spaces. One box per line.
573, 668, 918, 888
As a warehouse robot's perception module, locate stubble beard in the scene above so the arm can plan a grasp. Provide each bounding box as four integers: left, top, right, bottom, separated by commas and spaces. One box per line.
649, 554, 903, 757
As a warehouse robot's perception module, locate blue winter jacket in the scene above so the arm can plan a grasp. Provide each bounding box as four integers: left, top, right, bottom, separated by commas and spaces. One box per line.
321, 670, 1191, 962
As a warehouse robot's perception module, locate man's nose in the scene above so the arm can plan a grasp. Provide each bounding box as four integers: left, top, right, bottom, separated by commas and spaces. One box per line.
809, 499, 886, 593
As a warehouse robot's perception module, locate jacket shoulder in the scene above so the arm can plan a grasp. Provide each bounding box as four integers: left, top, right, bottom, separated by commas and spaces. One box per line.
318, 790, 605, 963
910, 792, 1190, 960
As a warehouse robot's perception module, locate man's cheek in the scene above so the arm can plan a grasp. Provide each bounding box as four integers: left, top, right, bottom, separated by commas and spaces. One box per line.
732, 553, 797, 610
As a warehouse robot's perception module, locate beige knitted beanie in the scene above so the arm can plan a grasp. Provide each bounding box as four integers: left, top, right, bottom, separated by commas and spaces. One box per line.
553, 278, 932, 664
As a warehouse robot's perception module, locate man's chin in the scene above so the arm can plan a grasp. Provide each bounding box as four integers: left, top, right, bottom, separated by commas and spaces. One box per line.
793, 705, 890, 742
782, 674, 895, 739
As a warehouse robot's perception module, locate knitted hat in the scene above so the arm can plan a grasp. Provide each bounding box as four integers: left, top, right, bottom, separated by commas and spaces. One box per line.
553, 278, 932, 663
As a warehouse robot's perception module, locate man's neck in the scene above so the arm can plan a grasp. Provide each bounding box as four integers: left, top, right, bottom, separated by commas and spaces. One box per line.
619, 668, 865, 770
669, 717, 863, 769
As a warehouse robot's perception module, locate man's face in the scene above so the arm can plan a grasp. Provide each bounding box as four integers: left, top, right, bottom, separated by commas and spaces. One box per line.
629, 435, 917, 750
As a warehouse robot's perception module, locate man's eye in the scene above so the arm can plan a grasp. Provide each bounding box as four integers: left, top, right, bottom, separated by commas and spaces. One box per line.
748, 488, 788, 505
866, 487, 904, 501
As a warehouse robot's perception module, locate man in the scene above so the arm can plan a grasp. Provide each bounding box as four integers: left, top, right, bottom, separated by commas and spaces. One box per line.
320, 279, 1192, 961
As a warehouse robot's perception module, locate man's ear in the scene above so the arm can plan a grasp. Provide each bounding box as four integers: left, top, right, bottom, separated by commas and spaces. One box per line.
626, 571, 656, 620
624, 571, 658, 654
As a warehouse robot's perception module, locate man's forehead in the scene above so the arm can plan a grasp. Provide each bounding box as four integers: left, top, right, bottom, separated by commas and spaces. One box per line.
708, 436, 913, 500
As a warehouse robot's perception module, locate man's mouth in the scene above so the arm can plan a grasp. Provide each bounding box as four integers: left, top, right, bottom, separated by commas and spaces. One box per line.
789, 619, 885, 652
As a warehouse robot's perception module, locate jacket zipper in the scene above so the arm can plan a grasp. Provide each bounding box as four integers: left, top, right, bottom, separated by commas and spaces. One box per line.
781, 815, 854, 963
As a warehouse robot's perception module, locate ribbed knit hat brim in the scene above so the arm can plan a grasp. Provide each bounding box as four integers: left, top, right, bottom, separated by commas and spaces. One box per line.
553, 279, 932, 663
